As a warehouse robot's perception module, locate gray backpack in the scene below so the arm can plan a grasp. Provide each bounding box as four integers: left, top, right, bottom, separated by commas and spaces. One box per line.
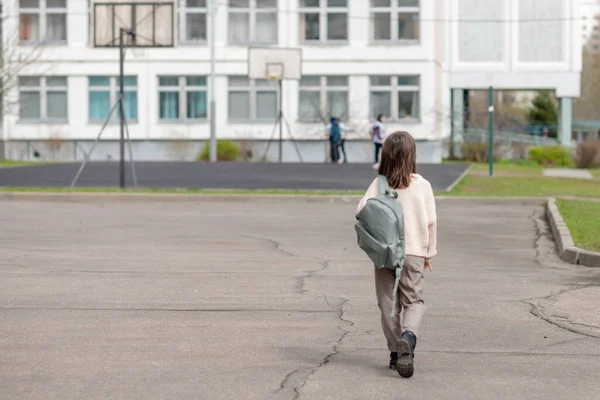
355, 175, 406, 316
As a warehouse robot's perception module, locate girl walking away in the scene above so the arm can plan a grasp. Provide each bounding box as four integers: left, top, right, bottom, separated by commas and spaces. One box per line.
357, 131, 437, 378
370, 114, 386, 169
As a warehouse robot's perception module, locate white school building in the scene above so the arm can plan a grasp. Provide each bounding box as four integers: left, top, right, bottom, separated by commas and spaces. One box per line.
1, 0, 583, 163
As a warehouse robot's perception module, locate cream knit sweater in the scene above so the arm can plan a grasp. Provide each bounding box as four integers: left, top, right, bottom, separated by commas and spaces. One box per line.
357, 174, 437, 261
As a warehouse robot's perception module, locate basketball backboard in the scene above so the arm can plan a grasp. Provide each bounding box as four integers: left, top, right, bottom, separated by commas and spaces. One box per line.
248, 47, 302, 81
92, 1, 175, 47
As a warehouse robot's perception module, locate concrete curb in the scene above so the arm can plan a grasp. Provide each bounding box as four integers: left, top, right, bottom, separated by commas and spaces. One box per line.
546, 198, 600, 268
445, 163, 472, 192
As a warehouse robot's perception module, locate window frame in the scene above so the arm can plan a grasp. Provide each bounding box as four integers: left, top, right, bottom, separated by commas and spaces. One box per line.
227, 0, 278, 45
298, 75, 349, 123
88, 76, 138, 123
370, 0, 420, 44
299, 0, 349, 43
19, 0, 68, 45
158, 76, 208, 122
18, 76, 68, 123
369, 75, 420, 121
179, 0, 208, 44
227, 76, 279, 122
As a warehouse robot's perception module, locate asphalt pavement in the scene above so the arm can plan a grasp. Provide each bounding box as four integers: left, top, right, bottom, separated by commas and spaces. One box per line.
0, 162, 469, 191
1, 198, 599, 399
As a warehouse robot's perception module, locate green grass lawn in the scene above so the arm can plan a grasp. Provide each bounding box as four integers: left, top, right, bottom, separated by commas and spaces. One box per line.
556, 199, 600, 252
446, 175, 600, 198
450, 160, 600, 178
467, 160, 543, 176
0, 160, 46, 168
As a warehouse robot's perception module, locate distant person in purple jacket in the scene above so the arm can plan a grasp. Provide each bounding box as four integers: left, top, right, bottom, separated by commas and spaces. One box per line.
371, 114, 387, 169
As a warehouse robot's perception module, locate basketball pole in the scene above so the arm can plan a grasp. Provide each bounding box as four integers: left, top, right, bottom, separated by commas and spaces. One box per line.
119, 28, 126, 189
209, 0, 217, 163
278, 79, 283, 163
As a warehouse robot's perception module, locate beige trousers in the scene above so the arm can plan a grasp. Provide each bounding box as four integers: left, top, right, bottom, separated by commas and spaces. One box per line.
374, 256, 426, 352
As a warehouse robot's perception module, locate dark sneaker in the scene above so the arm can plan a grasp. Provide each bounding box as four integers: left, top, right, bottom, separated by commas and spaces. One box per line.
396, 332, 416, 378
389, 352, 398, 369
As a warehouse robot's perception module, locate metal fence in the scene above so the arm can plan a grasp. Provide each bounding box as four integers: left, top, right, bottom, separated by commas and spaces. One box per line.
459, 128, 560, 147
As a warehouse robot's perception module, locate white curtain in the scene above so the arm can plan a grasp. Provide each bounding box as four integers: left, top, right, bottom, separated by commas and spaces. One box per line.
229, 13, 249, 43
46, 14, 67, 41
255, 12, 277, 42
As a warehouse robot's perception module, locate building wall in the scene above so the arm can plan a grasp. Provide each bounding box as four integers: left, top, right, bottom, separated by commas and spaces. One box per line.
2, 0, 447, 162
581, 1, 600, 51
447, 0, 582, 97
2, 0, 583, 162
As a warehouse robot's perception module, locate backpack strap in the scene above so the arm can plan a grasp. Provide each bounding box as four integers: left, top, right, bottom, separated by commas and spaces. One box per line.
377, 175, 388, 195
390, 267, 402, 318
378, 175, 398, 199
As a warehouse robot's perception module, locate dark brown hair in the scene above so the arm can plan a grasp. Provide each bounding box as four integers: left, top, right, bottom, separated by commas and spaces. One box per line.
378, 131, 417, 189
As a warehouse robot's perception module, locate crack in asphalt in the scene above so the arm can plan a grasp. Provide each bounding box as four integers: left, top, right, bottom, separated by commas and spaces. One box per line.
244, 235, 297, 258
522, 337, 588, 352
530, 207, 552, 269
276, 298, 354, 399
526, 207, 600, 339
524, 286, 600, 339
247, 236, 355, 399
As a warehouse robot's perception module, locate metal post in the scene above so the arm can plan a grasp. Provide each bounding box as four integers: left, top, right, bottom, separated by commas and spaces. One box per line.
119, 28, 126, 188
278, 79, 283, 163
71, 100, 121, 188
123, 113, 138, 188
558, 97, 573, 147
451, 89, 464, 160
488, 86, 494, 177
209, 0, 217, 162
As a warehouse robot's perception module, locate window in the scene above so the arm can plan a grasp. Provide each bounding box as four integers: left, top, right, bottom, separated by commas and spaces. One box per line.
370, 76, 419, 120
228, 0, 277, 44
19, 76, 68, 121
371, 0, 419, 42
228, 77, 277, 121
19, 0, 67, 43
300, 0, 348, 42
88, 76, 138, 122
299, 76, 348, 122
180, 0, 207, 42
159, 76, 207, 121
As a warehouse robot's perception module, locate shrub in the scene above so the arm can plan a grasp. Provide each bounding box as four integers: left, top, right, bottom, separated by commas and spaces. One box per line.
574, 140, 600, 169
197, 140, 241, 161
528, 146, 573, 167
461, 142, 500, 163
496, 158, 539, 167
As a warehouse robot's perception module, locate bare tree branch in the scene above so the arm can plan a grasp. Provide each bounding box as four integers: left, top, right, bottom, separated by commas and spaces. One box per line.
1, 1, 46, 117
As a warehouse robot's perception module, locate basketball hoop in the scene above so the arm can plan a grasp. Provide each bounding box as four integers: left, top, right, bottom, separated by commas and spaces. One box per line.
248, 47, 302, 81
92, 1, 175, 48
266, 63, 284, 81
247, 47, 303, 164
